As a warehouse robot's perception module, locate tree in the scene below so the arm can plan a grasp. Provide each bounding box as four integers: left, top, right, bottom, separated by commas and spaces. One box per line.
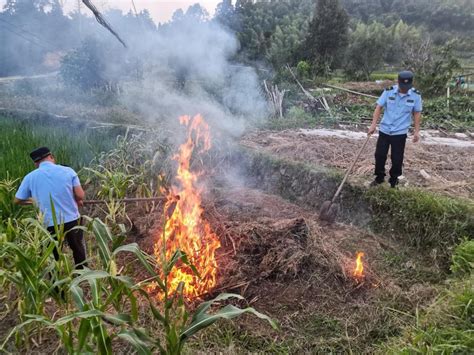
60, 37, 106, 90
303, 0, 349, 75
344, 21, 390, 80
214, 0, 236, 29
171, 9, 185, 23
267, 16, 309, 68
185, 3, 209, 23
386, 20, 422, 64
403, 39, 460, 96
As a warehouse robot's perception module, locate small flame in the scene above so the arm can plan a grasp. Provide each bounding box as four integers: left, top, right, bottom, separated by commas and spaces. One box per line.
353, 252, 365, 279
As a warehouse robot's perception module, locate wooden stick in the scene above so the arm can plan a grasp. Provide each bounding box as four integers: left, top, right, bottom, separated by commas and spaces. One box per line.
320, 83, 378, 99
331, 134, 372, 204
83, 197, 166, 205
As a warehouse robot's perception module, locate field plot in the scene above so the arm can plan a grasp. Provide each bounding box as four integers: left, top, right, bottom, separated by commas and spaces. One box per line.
242, 129, 474, 198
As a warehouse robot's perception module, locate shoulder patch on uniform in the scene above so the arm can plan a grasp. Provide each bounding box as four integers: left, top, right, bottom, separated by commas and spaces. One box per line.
412, 88, 421, 95
385, 86, 393, 91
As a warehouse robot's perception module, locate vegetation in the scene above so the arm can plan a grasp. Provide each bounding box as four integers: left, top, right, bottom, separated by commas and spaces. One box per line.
366, 187, 474, 252
2, 0, 473, 87
302, 0, 349, 76
381, 240, 474, 353
1, 1, 472, 353
0, 115, 116, 181
0, 119, 276, 353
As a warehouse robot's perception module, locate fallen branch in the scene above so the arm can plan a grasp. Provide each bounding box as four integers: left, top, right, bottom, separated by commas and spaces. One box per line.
285, 64, 333, 117
84, 197, 166, 205
320, 83, 378, 99
82, 0, 127, 48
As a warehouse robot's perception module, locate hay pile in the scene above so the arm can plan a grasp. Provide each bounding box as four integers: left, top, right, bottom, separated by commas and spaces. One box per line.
206, 187, 379, 296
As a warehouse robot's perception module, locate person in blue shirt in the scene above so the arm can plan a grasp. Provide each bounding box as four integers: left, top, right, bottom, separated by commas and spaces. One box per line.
368, 71, 422, 188
15, 147, 87, 269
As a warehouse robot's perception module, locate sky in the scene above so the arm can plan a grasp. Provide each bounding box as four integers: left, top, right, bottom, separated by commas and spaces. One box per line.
0, 0, 221, 23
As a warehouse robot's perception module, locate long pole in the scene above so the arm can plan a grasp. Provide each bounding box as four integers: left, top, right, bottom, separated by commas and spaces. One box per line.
84, 197, 167, 205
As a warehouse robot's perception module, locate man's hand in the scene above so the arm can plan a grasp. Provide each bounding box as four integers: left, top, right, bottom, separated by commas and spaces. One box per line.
14, 197, 34, 206
413, 131, 420, 143
368, 124, 377, 135
73, 185, 85, 209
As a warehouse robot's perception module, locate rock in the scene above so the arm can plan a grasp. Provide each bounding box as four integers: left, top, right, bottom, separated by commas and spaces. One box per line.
420, 169, 431, 180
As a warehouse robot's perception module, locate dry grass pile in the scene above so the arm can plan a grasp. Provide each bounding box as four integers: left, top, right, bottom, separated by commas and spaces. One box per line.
205, 187, 381, 296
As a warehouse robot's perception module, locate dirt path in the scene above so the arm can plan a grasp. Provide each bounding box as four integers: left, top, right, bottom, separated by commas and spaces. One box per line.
241, 129, 474, 198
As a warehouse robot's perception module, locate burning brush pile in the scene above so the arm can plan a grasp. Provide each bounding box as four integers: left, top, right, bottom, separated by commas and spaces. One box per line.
148, 115, 220, 299
144, 114, 375, 302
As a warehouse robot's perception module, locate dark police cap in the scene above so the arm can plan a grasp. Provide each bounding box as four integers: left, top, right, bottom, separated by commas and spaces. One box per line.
398, 70, 414, 90
30, 147, 51, 162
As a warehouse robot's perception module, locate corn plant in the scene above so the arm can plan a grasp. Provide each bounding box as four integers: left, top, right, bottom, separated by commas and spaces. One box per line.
119, 212, 277, 354
1, 213, 276, 354
0, 220, 153, 354
0, 178, 33, 225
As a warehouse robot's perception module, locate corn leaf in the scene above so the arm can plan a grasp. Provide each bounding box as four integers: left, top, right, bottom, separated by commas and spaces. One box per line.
118, 329, 152, 355
181, 294, 277, 341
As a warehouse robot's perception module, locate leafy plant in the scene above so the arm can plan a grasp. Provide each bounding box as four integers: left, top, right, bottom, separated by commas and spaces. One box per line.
1, 214, 276, 354
0, 178, 33, 224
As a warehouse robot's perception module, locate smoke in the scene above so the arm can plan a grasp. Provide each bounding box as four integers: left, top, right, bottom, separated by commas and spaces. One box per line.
117, 17, 269, 137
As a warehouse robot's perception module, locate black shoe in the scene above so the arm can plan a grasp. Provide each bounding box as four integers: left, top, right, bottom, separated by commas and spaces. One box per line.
370, 179, 384, 187
389, 178, 399, 188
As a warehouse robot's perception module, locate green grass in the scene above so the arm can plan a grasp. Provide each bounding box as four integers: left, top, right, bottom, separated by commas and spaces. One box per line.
380, 276, 473, 353
366, 187, 474, 253
0, 115, 117, 181
370, 73, 398, 81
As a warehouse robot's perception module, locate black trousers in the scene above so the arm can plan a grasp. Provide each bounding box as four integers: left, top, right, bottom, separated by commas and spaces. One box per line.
374, 132, 407, 184
47, 219, 87, 269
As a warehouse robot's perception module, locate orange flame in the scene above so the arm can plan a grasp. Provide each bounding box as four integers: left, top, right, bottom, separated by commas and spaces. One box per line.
353, 252, 365, 279
151, 114, 220, 299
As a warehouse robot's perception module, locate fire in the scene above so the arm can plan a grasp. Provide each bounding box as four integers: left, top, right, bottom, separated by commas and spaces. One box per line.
151, 114, 220, 299
353, 252, 365, 279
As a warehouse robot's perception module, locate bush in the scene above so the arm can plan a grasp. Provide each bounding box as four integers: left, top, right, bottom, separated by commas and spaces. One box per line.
296, 60, 312, 81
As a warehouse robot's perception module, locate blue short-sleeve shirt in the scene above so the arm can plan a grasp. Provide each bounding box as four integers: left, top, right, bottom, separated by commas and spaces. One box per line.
15, 161, 81, 227
376, 85, 422, 136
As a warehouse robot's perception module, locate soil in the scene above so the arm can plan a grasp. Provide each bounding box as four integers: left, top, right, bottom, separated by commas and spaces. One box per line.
241, 129, 474, 198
